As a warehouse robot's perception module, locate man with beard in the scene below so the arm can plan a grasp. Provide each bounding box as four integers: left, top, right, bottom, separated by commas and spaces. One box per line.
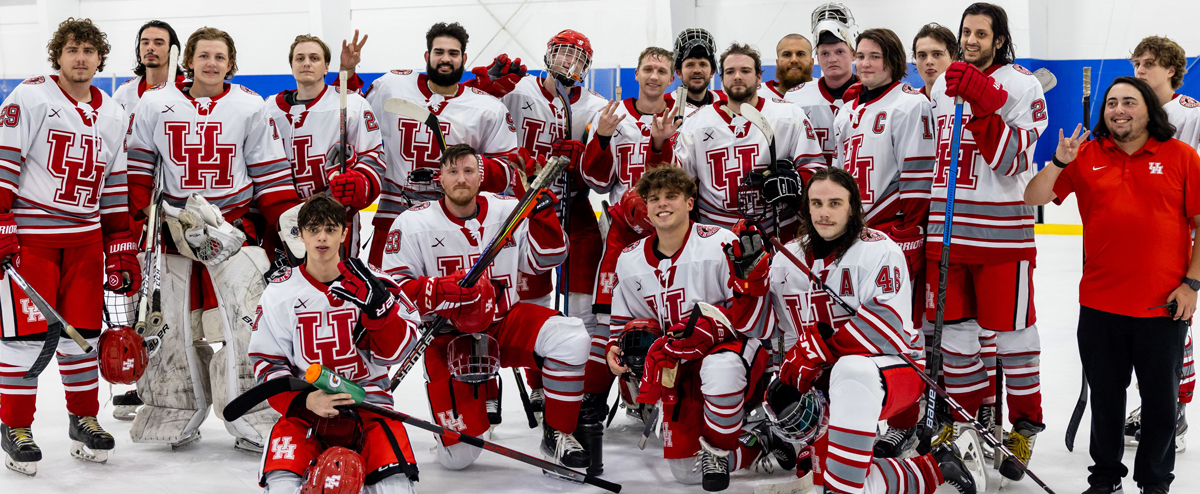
674, 28, 725, 113
760, 34, 814, 98
926, 3, 1048, 484
346, 23, 521, 268
112, 20, 185, 113
786, 2, 861, 168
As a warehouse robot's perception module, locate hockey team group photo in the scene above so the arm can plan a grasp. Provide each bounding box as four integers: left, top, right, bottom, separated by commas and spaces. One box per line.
0, 0, 1197, 493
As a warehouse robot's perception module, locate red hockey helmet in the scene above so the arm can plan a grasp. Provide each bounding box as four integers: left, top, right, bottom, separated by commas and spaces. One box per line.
446, 278, 497, 334
301, 446, 366, 494
98, 326, 148, 385
618, 189, 653, 236
545, 29, 593, 83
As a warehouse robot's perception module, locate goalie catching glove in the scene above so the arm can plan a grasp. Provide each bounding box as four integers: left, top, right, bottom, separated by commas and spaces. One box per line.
163, 194, 246, 266
329, 257, 400, 329
724, 220, 770, 297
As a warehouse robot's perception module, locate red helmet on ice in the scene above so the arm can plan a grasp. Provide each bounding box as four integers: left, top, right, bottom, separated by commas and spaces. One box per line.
618, 189, 653, 236
98, 326, 147, 385
545, 29, 593, 83
301, 446, 366, 494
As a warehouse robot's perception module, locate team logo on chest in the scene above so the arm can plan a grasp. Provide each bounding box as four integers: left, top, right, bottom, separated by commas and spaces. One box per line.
45, 130, 105, 208
164, 122, 237, 189
297, 308, 367, 380
1149, 162, 1164, 175
290, 135, 326, 197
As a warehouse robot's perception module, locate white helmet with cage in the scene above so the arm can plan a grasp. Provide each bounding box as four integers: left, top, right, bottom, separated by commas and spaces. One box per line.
811, 2, 861, 51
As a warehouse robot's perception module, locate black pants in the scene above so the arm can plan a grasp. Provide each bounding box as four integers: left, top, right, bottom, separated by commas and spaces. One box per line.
1078, 305, 1186, 488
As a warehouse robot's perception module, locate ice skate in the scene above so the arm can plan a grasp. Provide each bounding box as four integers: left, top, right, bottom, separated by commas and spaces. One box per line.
698, 436, 730, 492
234, 437, 263, 453
2, 424, 41, 476
976, 404, 996, 460
111, 390, 143, 421
541, 424, 590, 473
874, 424, 917, 458
998, 418, 1044, 485
933, 442, 978, 494
1124, 406, 1141, 446
529, 388, 545, 425
68, 414, 114, 464
170, 429, 202, 450
952, 422, 988, 492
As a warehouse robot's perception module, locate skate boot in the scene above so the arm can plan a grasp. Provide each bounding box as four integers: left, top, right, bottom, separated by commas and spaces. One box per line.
486, 398, 502, 426
874, 424, 917, 458
976, 404, 996, 460
932, 442, 978, 494
68, 414, 114, 464
234, 437, 264, 453
1176, 402, 1188, 453
740, 420, 796, 472
951, 422, 988, 492
999, 418, 1045, 483
698, 437, 731, 492
112, 390, 143, 421
574, 393, 607, 476
1125, 406, 1141, 446
529, 388, 545, 424
541, 424, 590, 470
2, 424, 41, 476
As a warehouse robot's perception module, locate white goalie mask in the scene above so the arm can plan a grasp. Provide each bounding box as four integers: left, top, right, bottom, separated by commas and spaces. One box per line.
811, 2, 861, 51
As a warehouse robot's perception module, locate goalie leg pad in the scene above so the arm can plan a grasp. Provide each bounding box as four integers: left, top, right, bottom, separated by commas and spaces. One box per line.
132, 254, 212, 443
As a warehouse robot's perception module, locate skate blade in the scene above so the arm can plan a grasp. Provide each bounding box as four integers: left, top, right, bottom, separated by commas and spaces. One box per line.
234, 438, 263, 454
954, 427, 988, 493
170, 431, 201, 450
1177, 434, 1186, 453
534, 411, 544, 426
112, 405, 140, 422
541, 457, 586, 484
70, 441, 110, 464
4, 455, 36, 476
1124, 436, 1139, 447
753, 472, 813, 494
486, 425, 497, 440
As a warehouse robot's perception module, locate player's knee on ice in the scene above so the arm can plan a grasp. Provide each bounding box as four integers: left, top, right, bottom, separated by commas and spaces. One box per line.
699, 352, 748, 395
534, 316, 590, 367
435, 437, 482, 470
668, 456, 704, 485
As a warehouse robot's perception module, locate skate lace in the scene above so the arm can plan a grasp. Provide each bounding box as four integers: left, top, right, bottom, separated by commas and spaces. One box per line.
931, 423, 956, 447
1004, 430, 1032, 462
879, 426, 909, 446
79, 416, 106, 434
700, 448, 729, 476
486, 399, 500, 414
9, 428, 35, 448
555, 430, 585, 455
529, 389, 545, 403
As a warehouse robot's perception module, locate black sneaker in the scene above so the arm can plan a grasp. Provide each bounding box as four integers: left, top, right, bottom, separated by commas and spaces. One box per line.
1082, 481, 1123, 493
932, 442, 977, 494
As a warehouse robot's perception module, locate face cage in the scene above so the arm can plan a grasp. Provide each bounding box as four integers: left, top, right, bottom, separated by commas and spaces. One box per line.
545, 44, 591, 83
738, 171, 770, 223
811, 2, 856, 32
104, 289, 139, 328
448, 333, 501, 384
766, 389, 829, 445
674, 28, 716, 55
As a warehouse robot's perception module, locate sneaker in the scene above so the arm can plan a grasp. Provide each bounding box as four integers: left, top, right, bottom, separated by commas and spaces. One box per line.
932, 442, 977, 494
999, 418, 1045, 482
698, 437, 730, 492
1125, 406, 1142, 446
874, 425, 917, 458
541, 424, 589, 469
1082, 481, 1123, 493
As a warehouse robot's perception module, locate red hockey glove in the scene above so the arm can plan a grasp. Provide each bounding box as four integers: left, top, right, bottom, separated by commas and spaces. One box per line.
779, 323, 834, 394
889, 224, 925, 280
551, 139, 585, 172
0, 212, 18, 265
795, 444, 816, 478
637, 337, 680, 405
841, 82, 864, 104
446, 278, 498, 334
663, 309, 734, 361
468, 54, 527, 99
329, 169, 373, 211
724, 220, 771, 297
944, 61, 1008, 116
104, 231, 142, 294
413, 270, 486, 317
329, 258, 401, 329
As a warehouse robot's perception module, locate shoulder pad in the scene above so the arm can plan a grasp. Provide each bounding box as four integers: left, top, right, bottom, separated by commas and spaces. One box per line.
240, 85, 260, 96
1012, 64, 1034, 76
268, 266, 293, 283
1180, 95, 1200, 108
772, 97, 787, 104
391, 69, 413, 75
22, 76, 45, 85
696, 224, 721, 238
120, 77, 138, 87
902, 83, 922, 95
469, 87, 487, 96
860, 228, 888, 242
622, 239, 642, 253
408, 201, 431, 211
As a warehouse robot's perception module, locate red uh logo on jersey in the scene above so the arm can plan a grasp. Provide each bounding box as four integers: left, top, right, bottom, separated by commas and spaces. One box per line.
165, 122, 237, 189
842, 135, 875, 203
705, 144, 759, 209
298, 308, 368, 380
519, 118, 561, 158
933, 114, 980, 190
290, 135, 326, 197
615, 142, 650, 187
644, 287, 687, 328
398, 119, 451, 169
45, 130, 105, 208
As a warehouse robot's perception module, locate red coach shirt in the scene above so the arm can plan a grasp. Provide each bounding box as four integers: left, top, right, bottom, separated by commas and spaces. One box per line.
1053, 136, 1200, 317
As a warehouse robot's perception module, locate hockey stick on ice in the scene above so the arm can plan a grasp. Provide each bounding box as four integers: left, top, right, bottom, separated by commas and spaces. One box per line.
388, 156, 570, 391
4, 261, 88, 379
1065, 66, 1092, 453
382, 98, 448, 152
513, 368, 539, 428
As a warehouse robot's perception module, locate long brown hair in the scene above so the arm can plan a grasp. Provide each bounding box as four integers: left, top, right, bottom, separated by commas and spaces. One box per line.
798, 167, 866, 262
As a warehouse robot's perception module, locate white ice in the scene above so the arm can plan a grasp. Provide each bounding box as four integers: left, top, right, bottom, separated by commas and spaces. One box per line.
0, 233, 1194, 493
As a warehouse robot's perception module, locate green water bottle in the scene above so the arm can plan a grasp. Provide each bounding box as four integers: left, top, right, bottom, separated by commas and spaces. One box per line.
305, 364, 366, 405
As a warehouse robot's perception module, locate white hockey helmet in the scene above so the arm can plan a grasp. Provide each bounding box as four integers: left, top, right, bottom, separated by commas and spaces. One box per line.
811, 2, 861, 51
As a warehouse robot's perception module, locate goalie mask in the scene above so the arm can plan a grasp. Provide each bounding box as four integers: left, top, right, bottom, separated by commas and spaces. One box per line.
98, 326, 148, 384
545, 29, 592, 84
448, 333, 501, 384
765, 379, 828, 444
673, 28, 717, 72
811, 2, 860, 50
618, 318, 663, 379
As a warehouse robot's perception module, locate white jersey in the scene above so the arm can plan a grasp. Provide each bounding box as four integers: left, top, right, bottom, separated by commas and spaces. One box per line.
831, 82, 936, 229
1165, 94, 1200, 151
125, 82, 296, 222
784, 78, 853, 167
745, 229, 919, 358
380, 193, 568, 324
502, 76, 607, 197
609, 223, 736, 333
267, 85, 384, 198
364, 70, 518, 221
248, 264, 421, 406
580, 95, 678, 198
0, 75, 128, 245
111, 75, 147, 114
669, 97, 824, 228
928, 63, 1048, 264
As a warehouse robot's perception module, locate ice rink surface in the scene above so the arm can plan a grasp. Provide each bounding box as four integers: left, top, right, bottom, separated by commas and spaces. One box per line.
1, 233, 1195, 494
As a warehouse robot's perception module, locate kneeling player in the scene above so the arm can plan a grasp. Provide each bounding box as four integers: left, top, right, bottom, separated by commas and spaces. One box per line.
381, 144, 592, 471
250, 193, 421, 493
739, 167, 974, 494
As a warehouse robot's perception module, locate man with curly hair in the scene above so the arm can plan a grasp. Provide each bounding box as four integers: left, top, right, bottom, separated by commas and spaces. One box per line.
0, 17, 136, 476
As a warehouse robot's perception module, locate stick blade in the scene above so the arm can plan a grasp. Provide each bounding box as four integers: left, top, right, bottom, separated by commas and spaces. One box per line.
740, 103, 774, 144
382, 97, 431, 122
1033, 67, 1057, 92
166, 46, 180, 86
23, 321, 62, 379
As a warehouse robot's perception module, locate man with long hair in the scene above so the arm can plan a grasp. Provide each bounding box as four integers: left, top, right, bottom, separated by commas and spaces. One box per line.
112, 20, 185, 113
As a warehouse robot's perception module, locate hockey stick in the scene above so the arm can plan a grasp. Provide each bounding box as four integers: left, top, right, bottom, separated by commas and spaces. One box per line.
553, 79, 573, 317
134, 46, 177, 343
388, 156, 570, 391
919, 96, 965, 454
1065, 66, 1092, 453
3, 261, 83, 379
339, 70, 349, 175
738, 103, 782, 240
513, 368, 539, 428
382, 98, 448, 152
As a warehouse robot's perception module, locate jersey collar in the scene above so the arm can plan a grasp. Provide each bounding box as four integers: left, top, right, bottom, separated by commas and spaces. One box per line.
50, 75, 104, 113
275, 84, 329, 113
418, 73, 465, 100
438, 195, 490, 226
713, 96, 765, 125
763, 80, 786, 99
643, 222, 693, 266
180, 82, 232, 102
537, 77, 581, 104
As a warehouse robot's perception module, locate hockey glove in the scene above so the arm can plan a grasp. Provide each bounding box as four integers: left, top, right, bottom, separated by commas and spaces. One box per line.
663, 309, 734, 361
779, 323, 835, 394
468, 54, 527, 99
413, 270, 485, 317
945, 61, 1008, 116
0, 212, 19, 265
330, 257, 398, 327
551, 139, 585, 172
104, 231, 142, 294
329, 169, 374, 211
637, 337, 680, 405
889, 224, 925, 280
762, 161, 801, 207
724, 220, 771, 297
